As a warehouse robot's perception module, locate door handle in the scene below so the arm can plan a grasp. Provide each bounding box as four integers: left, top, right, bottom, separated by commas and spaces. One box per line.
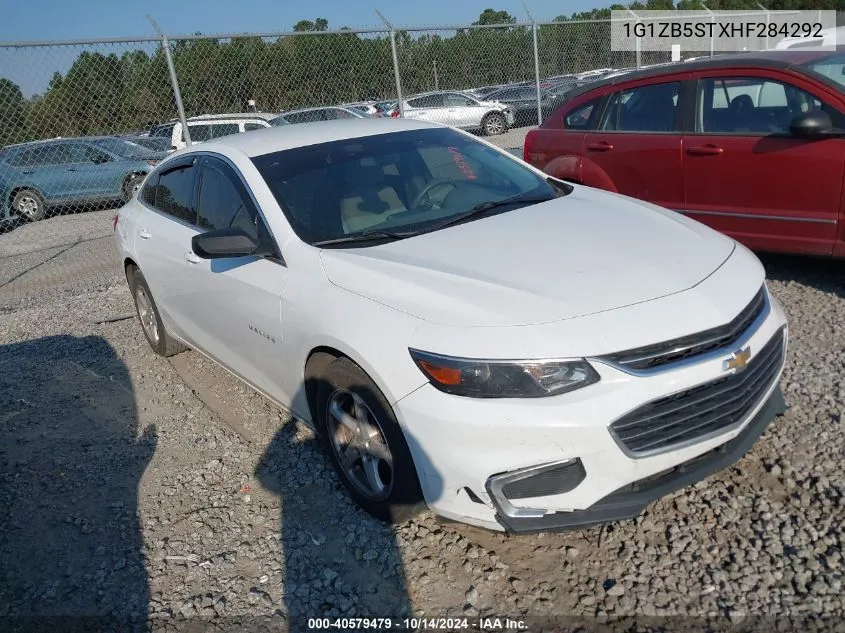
447, 109, 456, 112
66, 168, 77, 172
687, 145, 724, 155
138, 229, 151, 239
184, 251, 200, 264
587, 142, 614, 152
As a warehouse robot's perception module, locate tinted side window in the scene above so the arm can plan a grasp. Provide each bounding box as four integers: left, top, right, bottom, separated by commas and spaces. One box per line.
443, 94, 473, 107
286, 111, 325, 124
211, 123, 239, 138
68, 144, 110, 164
244, 122, 266, 131
154, 165, 197, 224
197, 161, 258, 239
564, 98, 600, 130
409, 94, 444, 108
140, 173, 159, 206
601, 81, 681, 132
188, 124, 213, 142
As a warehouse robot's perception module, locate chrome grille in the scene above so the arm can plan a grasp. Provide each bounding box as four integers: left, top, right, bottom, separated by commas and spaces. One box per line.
609, 328, 785, 456
602, 287, 767, 371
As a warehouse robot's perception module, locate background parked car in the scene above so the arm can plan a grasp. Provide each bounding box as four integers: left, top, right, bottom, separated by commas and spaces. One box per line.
483, 85, 563, 126
524, 49, 845, 259
399, 91, 515, 135
0, 137, 161, 221
269, 106, 372, 125
122, 135, 173, 154
149, 113, 274, 150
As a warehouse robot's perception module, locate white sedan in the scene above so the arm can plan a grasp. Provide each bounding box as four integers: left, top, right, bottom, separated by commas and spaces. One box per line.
114, 118, 788, 533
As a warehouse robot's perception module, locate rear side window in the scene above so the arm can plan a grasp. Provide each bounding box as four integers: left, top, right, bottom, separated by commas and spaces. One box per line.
140, 173, 158, 206
408, 94, 445, 108
154, 164, 197, 224
188, 124, 212, 142
210, 123, 239, 138
564, 98, 600, 130
601, 81, 681, 133
244, 122, 266, 131
286, 110, 325, 124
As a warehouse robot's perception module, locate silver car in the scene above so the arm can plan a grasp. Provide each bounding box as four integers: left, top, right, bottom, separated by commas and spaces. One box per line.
399, 91, 515, 135
269, 106, 372, 126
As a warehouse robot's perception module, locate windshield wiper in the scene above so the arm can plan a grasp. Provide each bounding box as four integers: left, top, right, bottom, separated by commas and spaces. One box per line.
311, 229, 418, 247
429, 194, 557, 232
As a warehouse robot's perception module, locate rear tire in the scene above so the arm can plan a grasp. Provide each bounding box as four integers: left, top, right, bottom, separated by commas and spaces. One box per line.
315, 357, 425, 524
12, 189, 46, 222
482, 112, 506, 136
129, 267, 187, 357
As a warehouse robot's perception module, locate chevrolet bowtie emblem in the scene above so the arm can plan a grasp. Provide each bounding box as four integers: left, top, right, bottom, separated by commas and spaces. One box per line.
723, 346, 752, 373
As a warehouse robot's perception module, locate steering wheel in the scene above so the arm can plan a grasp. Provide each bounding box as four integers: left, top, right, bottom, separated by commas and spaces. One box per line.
411, 179, 458, 210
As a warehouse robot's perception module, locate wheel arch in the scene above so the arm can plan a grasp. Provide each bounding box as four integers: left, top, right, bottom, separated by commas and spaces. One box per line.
8, 185, 45, 206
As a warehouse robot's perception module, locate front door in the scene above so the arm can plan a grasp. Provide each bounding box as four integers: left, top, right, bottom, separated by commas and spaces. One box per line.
186, 155, 286, 401
683, 71, 844, 256
131, 156, 202, 341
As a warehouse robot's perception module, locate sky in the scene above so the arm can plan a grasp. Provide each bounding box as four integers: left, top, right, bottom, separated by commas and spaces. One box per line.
0, 0, 607, 42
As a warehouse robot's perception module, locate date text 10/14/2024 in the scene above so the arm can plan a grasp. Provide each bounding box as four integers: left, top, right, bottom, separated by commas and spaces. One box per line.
307, 617, 528, 630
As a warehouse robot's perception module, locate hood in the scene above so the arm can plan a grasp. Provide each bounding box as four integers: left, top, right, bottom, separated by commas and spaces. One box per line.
320, 187, 736, 328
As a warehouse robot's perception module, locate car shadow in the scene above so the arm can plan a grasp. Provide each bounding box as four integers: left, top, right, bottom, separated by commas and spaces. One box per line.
0, 335, 153, 632
759, 252, 845, 299
255, 376, 440, 632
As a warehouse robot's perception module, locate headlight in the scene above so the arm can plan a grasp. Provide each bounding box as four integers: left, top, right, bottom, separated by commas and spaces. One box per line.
409, 349, 600, 398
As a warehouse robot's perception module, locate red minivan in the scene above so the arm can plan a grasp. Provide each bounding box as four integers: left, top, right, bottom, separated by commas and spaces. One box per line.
524, 49, 845, 258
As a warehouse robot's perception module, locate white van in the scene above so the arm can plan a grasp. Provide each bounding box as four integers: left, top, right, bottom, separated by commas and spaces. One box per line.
148, 113, 277, 151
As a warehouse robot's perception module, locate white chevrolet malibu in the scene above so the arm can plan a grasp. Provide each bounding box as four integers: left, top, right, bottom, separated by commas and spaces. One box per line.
114, 118, 788, 533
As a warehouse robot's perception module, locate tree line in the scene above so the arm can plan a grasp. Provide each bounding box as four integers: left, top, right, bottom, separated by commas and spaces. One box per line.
1, 1, 844, 146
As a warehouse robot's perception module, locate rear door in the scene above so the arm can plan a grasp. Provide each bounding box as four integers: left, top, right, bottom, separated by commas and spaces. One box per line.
525, 94, 604, 182
132, 156, 201, 339
683, 69, 844, 256
582, 77, 686, 210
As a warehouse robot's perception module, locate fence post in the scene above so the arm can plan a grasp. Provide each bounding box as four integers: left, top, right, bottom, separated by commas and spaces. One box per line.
523, 3, 542, 127
147, 15, 192, 146
757, 4, 771, 50
377, 10, 404, 117
699, 2, 715, 58
625, 8, 642, 69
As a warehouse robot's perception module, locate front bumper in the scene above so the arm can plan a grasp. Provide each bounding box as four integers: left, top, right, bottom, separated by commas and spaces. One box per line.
393, 290, 788, 533
491, 385, 785, 533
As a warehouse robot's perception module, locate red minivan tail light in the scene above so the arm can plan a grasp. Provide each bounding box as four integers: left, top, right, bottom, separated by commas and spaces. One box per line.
113, 213, 119, 232
523, 130, 536, 163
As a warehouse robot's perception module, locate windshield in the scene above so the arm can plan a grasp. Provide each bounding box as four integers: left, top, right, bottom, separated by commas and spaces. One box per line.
92, 138, 156, 158
251, 127, 559, 246
800, 53, 845, 90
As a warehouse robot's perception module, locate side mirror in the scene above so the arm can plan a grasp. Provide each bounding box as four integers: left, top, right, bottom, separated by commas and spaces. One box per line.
192, 227, 265, 259
789, 111, 833, 137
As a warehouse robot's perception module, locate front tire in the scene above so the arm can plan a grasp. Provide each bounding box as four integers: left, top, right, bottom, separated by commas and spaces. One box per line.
482, 112, 506, 136
315, 357, 424, 524
129, 267, 187, 357
12, 189, 46, 222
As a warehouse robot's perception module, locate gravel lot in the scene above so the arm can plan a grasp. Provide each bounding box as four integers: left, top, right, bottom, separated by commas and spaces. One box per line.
1, 125, 844, 632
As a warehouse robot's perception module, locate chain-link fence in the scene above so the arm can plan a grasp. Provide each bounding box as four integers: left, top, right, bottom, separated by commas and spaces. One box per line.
0, 9, 837, 303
